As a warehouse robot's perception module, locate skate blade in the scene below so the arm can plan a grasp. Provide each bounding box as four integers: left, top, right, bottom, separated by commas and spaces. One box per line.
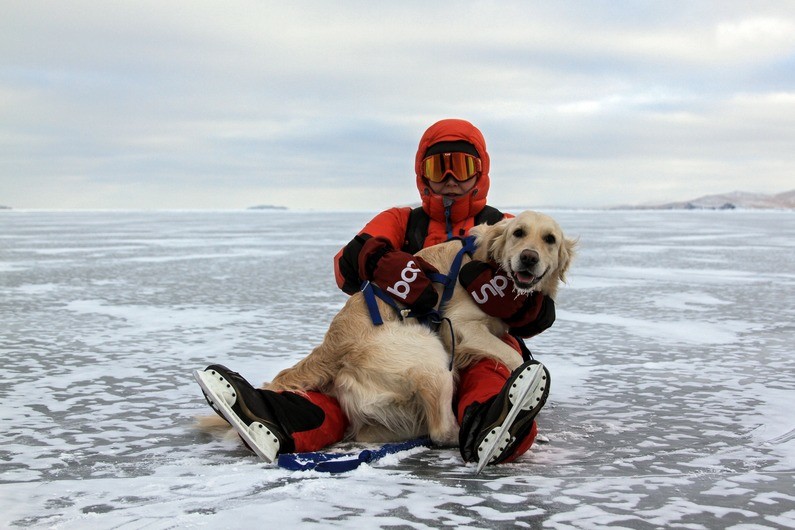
475, 363, 548, 474
193, 369, 280, 463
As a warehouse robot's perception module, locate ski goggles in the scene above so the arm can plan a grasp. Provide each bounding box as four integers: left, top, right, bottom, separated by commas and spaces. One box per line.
421, 152, 482, 183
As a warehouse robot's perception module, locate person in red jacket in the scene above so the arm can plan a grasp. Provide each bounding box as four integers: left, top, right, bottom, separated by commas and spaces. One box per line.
197, 119, 554, 468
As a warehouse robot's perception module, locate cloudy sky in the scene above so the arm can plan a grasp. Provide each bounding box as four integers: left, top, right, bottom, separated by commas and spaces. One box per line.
2, 1, 794, 210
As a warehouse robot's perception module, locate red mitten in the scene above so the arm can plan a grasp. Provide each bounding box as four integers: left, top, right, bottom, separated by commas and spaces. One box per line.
458, 260, 544, 326
359, 237, 439, 313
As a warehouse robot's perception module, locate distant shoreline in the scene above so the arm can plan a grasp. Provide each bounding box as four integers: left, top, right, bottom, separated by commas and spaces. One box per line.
610, 189, 795, 211
3, 189, 793, 212
247, 205, 288, 211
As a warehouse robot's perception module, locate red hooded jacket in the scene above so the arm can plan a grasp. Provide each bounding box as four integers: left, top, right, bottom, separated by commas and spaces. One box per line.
334, 119, 499, 292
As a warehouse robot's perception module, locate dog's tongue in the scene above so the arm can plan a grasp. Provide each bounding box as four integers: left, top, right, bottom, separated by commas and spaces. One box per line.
515, 271, 535, 284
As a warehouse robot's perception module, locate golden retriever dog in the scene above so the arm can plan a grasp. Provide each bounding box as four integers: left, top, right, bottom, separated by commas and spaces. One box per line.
247, 210, 576, 447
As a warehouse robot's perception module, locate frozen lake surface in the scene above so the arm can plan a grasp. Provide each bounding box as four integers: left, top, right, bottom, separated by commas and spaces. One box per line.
1, 209, 794, 529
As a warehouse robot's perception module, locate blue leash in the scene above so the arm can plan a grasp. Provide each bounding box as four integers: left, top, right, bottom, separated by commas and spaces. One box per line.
277, 436, 432, 473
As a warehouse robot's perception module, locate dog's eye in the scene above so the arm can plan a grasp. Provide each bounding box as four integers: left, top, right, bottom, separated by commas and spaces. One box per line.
543, 234, 556, 244
512, 228, 525, 238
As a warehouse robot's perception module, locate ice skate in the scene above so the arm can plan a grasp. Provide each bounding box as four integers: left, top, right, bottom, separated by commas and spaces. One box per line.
194, 365, 291, 462
459, 360, 550, 474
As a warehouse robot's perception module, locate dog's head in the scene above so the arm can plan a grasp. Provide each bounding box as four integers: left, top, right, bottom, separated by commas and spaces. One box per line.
471, 210, 576, 299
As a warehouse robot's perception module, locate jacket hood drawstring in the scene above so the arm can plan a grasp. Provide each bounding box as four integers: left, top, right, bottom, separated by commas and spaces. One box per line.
443, 197, 454, 241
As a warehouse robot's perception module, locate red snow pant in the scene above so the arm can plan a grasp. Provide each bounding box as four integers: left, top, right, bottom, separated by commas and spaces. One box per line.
289, 334, 538, 463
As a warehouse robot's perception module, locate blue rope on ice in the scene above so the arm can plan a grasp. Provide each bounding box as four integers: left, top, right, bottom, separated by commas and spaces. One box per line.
277, 437, 432, 473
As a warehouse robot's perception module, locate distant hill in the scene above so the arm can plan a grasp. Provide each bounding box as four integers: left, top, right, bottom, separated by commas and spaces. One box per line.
247, 205, 288, 211
617, 190, 795, 210
0, 205, 10, 210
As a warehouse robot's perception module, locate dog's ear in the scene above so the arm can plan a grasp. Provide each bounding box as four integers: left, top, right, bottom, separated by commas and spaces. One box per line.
471, 219, 510, 262
489, 224, 511, 263
557, 235, 578, 283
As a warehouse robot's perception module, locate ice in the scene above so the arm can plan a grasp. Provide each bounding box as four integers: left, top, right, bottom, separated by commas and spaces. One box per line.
1, 209, 794, 528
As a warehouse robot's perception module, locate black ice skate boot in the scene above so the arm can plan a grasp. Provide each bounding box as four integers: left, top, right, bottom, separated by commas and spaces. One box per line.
459, 359, 550, 473
194, 364, 298, 462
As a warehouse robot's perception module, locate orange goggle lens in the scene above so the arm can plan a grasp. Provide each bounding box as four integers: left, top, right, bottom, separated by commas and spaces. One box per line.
421, 153, 481, 183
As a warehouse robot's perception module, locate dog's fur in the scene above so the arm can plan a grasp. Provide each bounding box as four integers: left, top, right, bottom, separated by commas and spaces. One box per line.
201, 211, 575, 447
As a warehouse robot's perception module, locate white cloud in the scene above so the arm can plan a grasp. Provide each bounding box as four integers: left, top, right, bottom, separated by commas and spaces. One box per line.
716, 17, 795, 56
1, 1, 794, 209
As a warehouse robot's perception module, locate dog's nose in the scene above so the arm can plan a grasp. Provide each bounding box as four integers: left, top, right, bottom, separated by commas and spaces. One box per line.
520, 249, 539, 268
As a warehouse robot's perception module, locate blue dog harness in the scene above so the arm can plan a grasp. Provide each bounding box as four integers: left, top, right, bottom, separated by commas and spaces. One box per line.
360, 236, 477, 371
361, 235, 477, 327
